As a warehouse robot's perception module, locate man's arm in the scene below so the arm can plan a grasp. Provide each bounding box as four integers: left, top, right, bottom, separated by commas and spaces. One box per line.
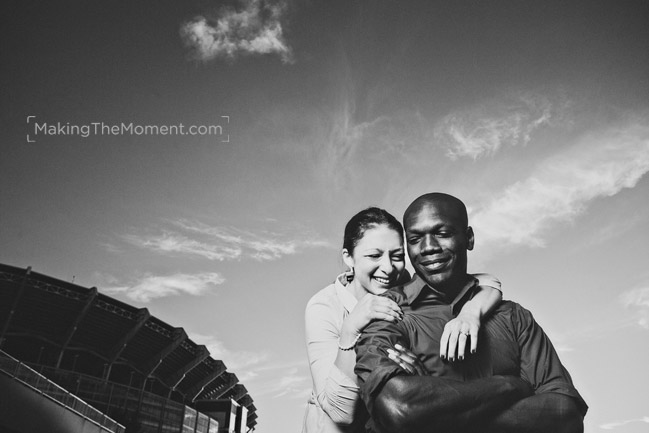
484, 393, 583, 433
355, 317, 532, 433
481, 303, 587, 433
372, 374, 532, 433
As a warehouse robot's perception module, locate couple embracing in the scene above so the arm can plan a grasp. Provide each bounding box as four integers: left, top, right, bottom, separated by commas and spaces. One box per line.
303, 192, 587, 433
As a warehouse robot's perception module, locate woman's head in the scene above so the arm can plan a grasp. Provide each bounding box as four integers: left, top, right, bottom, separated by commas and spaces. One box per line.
342, 207, 405, 295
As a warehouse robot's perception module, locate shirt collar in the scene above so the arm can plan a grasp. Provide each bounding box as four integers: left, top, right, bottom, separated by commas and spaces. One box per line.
402, 274, 479, 311
334, 272, 358, 313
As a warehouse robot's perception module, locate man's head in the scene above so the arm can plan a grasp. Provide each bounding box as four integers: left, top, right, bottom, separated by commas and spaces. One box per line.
403, 193, 474, 296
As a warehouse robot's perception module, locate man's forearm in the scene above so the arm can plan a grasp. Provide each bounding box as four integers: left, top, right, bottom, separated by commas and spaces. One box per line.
485, 393, 584, 433
372, 375, 532, 433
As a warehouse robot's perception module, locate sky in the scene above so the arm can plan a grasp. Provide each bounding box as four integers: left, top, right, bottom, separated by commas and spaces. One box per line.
1, 1, 649, 432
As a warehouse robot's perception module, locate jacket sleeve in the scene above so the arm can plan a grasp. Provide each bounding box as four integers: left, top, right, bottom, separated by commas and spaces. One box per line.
305, 294, 361, 425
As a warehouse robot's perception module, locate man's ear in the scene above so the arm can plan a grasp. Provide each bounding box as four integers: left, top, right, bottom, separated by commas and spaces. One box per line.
342, 248, 355, 269
466, 227, 475, 251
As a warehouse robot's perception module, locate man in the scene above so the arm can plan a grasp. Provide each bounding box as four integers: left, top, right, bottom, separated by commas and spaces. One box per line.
354, 193, 587, 433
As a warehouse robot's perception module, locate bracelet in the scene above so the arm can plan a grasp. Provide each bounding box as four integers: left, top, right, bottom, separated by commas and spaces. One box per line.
338, 333, 361, 351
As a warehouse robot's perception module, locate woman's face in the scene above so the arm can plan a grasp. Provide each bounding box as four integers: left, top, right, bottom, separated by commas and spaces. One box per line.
343, 224, 405, 295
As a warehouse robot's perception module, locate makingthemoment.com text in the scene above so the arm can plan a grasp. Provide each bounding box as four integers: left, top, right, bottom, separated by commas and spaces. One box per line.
31, 121, 225, 138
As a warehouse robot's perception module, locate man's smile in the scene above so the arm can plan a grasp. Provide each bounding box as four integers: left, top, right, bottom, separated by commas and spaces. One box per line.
419, 257, 450, 272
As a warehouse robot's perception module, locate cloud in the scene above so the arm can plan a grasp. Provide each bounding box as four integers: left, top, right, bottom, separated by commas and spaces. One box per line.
246, 364, 311, 399
189, 332, 270, 378
472, 117, 649, 249
309, 102, 427, 197
601, 416, 649, 430
307, 92, 570, 201
186, 335, 310, 399
123, 231, 242, 261
180, 0, 293, 63
620, 287, 649, 329
270, 367, 311, 398
103, 272, 225, 302
122, 219, 332, 262
435, 93, 571, 160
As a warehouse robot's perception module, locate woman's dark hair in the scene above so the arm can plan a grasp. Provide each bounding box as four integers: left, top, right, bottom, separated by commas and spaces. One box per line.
343, 207, 404, 255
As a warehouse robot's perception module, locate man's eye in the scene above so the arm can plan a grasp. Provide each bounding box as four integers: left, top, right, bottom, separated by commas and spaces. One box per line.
407, 237, 419, 244
436, 232, 452, 238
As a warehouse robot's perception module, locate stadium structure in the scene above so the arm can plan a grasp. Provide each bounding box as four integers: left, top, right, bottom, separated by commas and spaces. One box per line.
0, 263, 257, 433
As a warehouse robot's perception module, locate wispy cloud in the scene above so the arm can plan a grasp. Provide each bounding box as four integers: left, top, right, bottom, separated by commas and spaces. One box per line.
309, 102, 426, 198
180, 0, 293, 63
308, 92, 571, 202
103, 272, 225, 302
620, 287, 649, 329
189, 332, 270, 380
187, 334, 310, 399
472, 117, 649, 249
435, 93, 571, 160
122, 219, 332, 262
246, 363, 311, 399
123, 231, 242, 261
601, 416, 649, 430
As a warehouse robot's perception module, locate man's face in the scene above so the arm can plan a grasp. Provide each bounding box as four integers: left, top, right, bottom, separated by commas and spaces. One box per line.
404, 201, 474, 291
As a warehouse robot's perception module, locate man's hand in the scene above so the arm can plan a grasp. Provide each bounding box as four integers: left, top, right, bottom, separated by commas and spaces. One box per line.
387, 344, 429, 375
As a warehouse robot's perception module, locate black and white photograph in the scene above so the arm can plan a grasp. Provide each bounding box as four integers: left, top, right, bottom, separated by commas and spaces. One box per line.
1, 1, 648, 432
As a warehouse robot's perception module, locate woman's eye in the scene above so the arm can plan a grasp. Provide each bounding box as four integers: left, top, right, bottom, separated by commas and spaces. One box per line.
366, 254, 381, 259
392, 255, 405, 261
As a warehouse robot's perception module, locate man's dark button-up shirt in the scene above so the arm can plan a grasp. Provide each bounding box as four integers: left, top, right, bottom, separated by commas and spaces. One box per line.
354, 274, 587, 421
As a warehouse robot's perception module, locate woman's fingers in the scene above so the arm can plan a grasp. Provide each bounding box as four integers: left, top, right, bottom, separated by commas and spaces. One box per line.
439, 326, 451, 360
368, 308, 400, 322
456, 331, 468, 360
469, 323, 479, 354
446, 330, 460, 361
368, 297, 403, 321
441, 319, 476, 361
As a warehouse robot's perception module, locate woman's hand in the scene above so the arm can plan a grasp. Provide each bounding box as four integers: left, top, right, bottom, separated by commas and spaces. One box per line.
340, 294, 402, 345
387, 344, 428, 375
440, 311, 480, 362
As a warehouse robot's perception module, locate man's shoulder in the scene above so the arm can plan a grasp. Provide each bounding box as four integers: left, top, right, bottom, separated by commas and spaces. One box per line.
487, 299, 536, 329
495, 299, 532, 315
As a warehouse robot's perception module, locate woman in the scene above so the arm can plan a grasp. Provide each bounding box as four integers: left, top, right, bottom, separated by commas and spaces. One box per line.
303, 207, 502, 433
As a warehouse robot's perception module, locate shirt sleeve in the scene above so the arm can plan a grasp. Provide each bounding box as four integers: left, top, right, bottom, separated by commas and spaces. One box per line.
354, 317, 410, 417
304, 294, 361, 424
512, 303, 588, 416
472, 273, 502, 293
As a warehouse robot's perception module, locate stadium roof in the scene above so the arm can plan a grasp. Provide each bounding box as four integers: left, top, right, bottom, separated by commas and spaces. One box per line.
0, 263, 256, 428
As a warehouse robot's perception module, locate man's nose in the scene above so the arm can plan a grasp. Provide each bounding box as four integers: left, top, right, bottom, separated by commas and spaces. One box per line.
421, 235, 441, 254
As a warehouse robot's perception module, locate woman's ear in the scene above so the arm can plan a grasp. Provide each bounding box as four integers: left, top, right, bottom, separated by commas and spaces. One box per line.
342, 248, 354, 270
